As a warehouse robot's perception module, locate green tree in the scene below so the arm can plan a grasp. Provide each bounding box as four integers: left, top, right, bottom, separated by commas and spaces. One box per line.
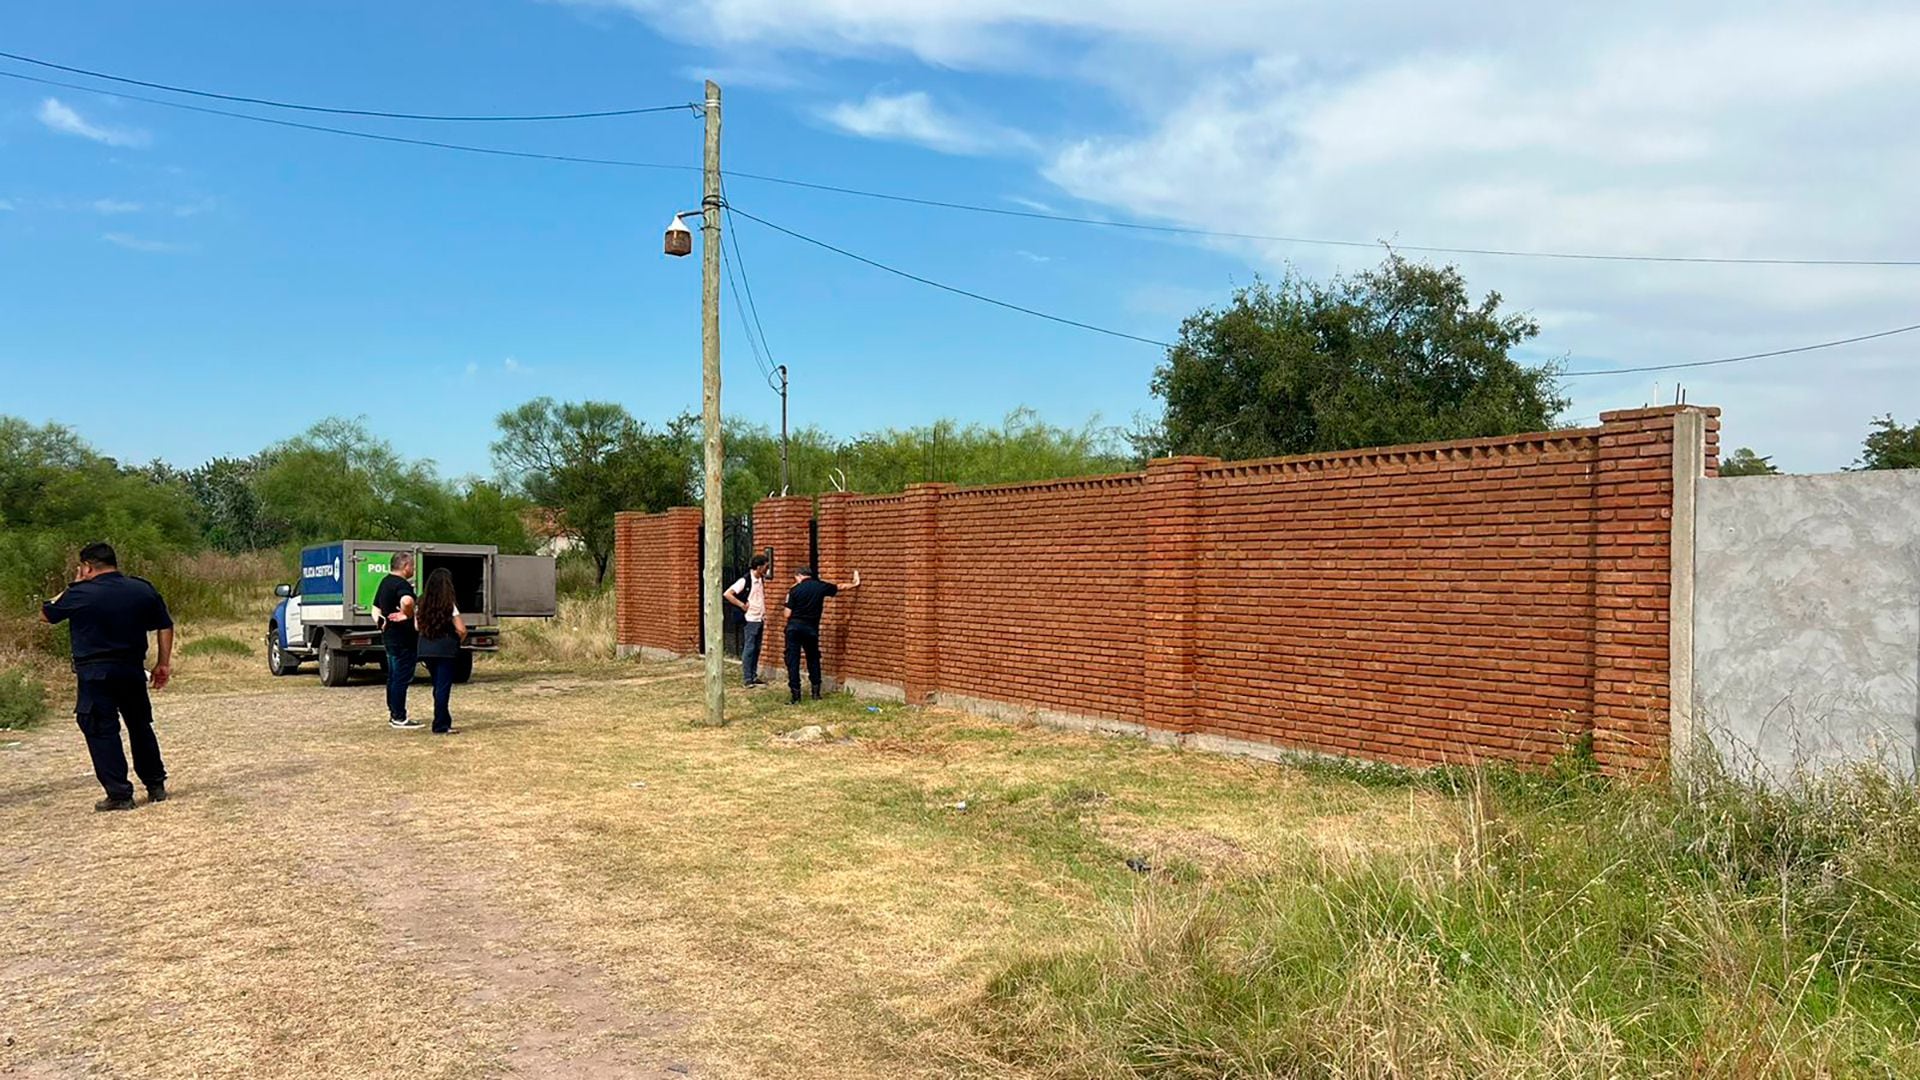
1851, 415, 1920, 471
1718, 447, 1780, 476
491, 399, 694, 583
1152, 254, 1565, 459
252, 418, 529, 549
722, 409, 1131, 513
185, 456, 283, 552
0, 417, 200, 609
254, 418, 442, 542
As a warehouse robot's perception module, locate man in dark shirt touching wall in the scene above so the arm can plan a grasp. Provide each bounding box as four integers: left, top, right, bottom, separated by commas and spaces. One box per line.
782, 566, 861, 705
39, 542, 175, 812
372, 551, 422, 730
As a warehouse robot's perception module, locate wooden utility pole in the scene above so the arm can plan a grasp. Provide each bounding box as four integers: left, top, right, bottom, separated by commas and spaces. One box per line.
777, 364, 790, 494
701, 79, 725, 726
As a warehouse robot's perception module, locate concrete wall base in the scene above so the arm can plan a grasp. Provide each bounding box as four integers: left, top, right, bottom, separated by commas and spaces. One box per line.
839, 677, 906, 702
616, 644, 687, 662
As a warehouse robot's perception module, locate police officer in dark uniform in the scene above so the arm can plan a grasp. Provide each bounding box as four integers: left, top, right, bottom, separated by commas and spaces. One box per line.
39, 542, 175, 811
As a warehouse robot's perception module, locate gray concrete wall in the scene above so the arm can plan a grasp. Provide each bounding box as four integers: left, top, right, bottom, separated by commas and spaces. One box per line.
1693, 471, 1920, 780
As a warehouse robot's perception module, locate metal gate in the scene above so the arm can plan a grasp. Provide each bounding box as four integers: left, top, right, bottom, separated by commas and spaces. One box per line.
698, 515, 761, 657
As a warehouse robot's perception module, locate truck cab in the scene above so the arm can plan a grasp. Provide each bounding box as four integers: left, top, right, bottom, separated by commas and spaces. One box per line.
267, 541, 557, 686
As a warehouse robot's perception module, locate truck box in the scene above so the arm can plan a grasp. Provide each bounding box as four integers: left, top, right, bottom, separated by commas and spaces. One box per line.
269, 540, 558, 686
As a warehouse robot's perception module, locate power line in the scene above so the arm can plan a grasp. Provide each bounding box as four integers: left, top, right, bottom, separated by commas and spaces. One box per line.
720, 242, 775, 385
0, 69, 699, 172
719, 178, 783, 392
720, 171, 1920, 270
12, 57, 1913, 270
727, 204, 1175, 349
1560, 322, 1920, 376
0, 49, 693, 120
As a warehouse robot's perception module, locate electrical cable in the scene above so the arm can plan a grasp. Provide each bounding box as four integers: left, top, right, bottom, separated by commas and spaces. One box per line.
718, 171, 1920, 270
720, 243, 776, 385
1560, 322, 1920, 376
0, 49, 693, 120
0, 69, 699, 171
719, 177, 784, 392
12, 57, 1912, 270
727, 205, 1175, 349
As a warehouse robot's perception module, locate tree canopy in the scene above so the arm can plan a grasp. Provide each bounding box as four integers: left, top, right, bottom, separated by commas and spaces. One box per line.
1149, 254, 1566, 460
491, 399, 695, 582
723, 409, 1131, 516
1718, 447, 1780, 476
1851, 415, 1920, 471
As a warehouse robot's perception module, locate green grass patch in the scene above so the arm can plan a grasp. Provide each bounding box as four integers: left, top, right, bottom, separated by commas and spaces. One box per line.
0, 667, 50, 729
181, 634, 254, 659
965, 761, 1920, 1078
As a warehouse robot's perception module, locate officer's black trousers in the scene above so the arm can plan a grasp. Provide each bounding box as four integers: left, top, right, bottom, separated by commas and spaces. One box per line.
785, 622, 822, 700
75, 674, 166, 802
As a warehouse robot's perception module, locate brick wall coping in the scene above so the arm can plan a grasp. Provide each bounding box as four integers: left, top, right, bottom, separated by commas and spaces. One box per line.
1600, 405, 1721, 422
939, 471, 1150, 499
1195, 428, 1602, 480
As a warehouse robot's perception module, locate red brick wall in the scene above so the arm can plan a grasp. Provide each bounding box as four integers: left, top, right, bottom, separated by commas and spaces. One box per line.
825, 494, 911, 688
1191, 432, 1601, 767
933, 475, 1152, 720
751, 496, 813, 679
742, 407, 1713, 775
613, 507, 701, 656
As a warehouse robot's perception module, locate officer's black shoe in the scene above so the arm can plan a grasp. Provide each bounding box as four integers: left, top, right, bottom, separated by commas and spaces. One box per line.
786, 695, 802, 706
810, 687, 822, 700
95, 796, 137, 812
147, 784, 168, 803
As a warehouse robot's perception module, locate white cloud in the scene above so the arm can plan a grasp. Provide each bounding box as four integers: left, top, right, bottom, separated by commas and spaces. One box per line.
567, 0, 1920, 469
37, 98, 150, 148
173, 198, 217, 218
1014, 250, 1053, 263
503, 357, 526, 374
822, 90, 1031, 155
91, 199, 143, 215
0, 198, 14, 212
102, 233, 187, 254
464, 361, 481, 380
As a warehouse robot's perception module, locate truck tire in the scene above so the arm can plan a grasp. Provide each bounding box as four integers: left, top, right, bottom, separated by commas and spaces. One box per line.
318, 641, 351, 687
452, 651, 475, 684
267, 629, 299, 676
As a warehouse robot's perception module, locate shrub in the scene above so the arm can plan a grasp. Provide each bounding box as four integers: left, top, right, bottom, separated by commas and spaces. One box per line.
0, 667, 49, 729
181, 635, 253, 659
966, 761, 1920, 1077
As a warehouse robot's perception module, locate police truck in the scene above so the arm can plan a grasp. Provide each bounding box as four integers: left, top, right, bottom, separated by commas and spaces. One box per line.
267, 541, 558, 687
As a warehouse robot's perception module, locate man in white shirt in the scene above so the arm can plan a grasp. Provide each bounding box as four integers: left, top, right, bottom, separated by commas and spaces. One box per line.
724, 554, 771, 687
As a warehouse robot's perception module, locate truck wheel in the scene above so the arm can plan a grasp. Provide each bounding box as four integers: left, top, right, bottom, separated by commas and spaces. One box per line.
318, 641, 351, 687
452, 651, 475, 684
268, 630, 299, 676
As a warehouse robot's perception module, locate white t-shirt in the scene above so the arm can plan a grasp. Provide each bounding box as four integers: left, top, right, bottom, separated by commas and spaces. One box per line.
728, 574, 766, 621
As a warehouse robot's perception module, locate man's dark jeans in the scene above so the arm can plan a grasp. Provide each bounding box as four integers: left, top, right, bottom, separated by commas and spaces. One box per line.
785, 621, 821, 700
75, 673, 165, 801
741, 619, 765, 685
384, 638, 416, 721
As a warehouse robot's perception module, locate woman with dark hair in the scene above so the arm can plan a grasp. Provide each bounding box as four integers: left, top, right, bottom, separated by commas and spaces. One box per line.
414, 568, 467, 735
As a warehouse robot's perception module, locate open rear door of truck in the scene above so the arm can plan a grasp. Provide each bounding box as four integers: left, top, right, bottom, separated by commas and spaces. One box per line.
495, 555, 559, 618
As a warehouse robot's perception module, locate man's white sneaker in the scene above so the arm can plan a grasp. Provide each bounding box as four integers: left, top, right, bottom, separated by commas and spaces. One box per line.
390, 718, 425, 730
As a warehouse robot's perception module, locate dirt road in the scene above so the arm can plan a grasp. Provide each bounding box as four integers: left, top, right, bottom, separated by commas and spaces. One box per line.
1, 658, 1429, 1078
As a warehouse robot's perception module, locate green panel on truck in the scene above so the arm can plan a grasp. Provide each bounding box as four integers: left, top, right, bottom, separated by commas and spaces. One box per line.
354, 551, 409, 610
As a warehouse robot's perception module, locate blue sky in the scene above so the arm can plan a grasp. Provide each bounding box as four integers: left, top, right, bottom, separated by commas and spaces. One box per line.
3, 0, 1916, 477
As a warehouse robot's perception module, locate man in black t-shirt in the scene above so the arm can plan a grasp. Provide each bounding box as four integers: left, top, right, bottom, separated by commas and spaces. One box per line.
782, 566, 861, 705
372, 551, 422, 730
39, 542, 175, 811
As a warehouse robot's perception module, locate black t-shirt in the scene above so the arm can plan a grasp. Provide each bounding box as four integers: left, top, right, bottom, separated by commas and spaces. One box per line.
783, 578, 839, 628
41, 572, 173, 677
373, 574, 417, 644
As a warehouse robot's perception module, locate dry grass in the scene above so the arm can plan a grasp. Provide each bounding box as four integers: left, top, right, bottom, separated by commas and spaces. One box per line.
0, 643, 1435, 1078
